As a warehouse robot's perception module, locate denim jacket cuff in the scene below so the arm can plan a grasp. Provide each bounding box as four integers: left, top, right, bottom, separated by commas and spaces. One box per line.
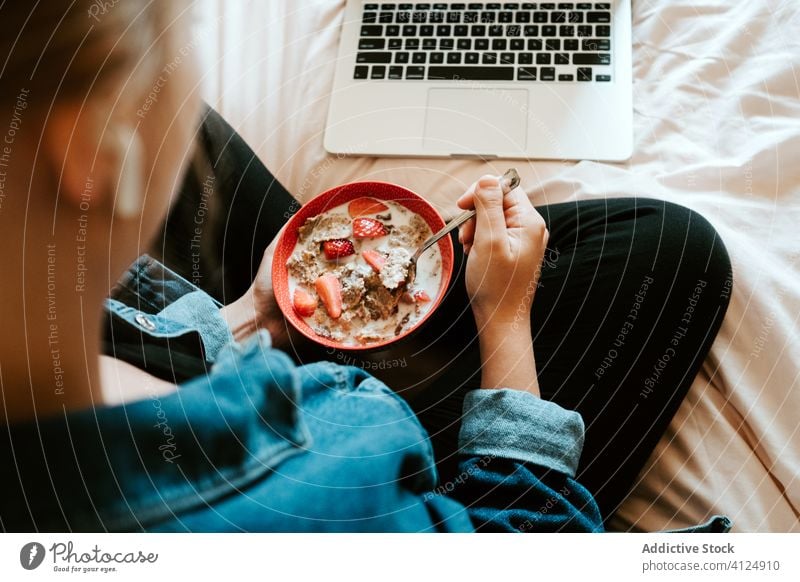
158, 291, 234, 362
458, 389, 585, 478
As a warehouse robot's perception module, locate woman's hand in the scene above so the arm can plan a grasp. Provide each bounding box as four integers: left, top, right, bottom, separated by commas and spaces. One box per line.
219, 239, 289, 347
457, 175, 549, 328
456, 175, 549, 395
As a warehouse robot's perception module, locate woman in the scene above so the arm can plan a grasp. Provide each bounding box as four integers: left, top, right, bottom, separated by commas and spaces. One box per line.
0, 2, 731, 532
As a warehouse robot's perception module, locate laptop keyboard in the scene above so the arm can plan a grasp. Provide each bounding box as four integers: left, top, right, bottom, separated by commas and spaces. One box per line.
354, 2, 613, 82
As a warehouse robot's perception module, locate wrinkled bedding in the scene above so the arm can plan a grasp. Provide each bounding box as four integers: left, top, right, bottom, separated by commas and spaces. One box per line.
198, 0, 800, 531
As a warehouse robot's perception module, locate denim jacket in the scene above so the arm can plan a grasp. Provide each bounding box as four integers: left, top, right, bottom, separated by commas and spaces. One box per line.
0, 256, 729, 533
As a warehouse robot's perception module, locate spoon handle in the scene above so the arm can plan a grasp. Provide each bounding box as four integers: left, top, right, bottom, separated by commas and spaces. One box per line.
413, 168, 521, 260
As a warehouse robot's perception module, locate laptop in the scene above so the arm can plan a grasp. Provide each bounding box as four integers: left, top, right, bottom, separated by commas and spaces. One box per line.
325, 2, 632, 161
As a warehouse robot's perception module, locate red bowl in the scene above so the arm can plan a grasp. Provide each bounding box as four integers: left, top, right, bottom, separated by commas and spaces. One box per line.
272, 180, 454, 352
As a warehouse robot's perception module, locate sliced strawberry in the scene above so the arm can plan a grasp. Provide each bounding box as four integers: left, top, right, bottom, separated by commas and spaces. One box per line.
315, 273, 343, 319
362, 249, 386, 272
348, 197, 389, 217
293, 288, 318, 317
413, 289, 431, 303
352, 217, 388, 239
322, 238, 355, 260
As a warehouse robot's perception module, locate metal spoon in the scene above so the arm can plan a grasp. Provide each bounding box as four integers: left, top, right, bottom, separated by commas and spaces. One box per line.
406, 168, 521, 286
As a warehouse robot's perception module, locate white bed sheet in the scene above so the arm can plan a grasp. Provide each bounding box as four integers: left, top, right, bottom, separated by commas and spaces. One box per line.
197, 0, 800, 531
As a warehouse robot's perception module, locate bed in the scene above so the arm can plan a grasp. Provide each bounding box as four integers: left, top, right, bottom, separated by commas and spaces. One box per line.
196, 0, 800, 531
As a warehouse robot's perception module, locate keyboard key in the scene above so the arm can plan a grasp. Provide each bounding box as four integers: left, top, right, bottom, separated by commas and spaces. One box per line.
389, 38, 403, 49
430, 52, 445, 63
388, 66, 404, 79
412, 52, 427, 63
587, 11, 610, 23
519, 52, 533, 64
464, 11, 480, 23
558, 73, 574, 81
413, 11, 427, 23
428, 66, 515, 80
511, 39, 525, 50
533, 12, 548, 23
396, 11, 411, 23
492, 38, 507, 50
405, 38, 420, 49
448, 11, 462, 23
469, 2, 485, 8
551, 11, 566, 23
475, 38, 489, 50
577, 25, 592, 36
420, 25, 435, 35
423, 38, 437, 49
596, 25, 610, 37
359, 38, 386, 50
555, 52, 569, 64
573, 52, 610, 64
499, 11, 513, 23
371, 65, 386, 79
582, 38, 610, 50
540, 3, 555, 8
596, 74, 611, 81
515, 12, 531, 23
363, 12, 377, 23
558, 2, 575, 8
500, 52, 515, 64
395, 51, 410, 63
364, 4, 379, 10
360, 25, 383, 36
542, 25, 556, 36
481, 11, 496, 23
471, 24, 487, 35
386, 25, 400, 35
448, 52, 462, 63
487, 2, 502, 8
577, 3, 592, 8
577, 67, 592, 81
522, 2, 538, 8
482, 52, 498, 64
545, 38, 560, 50
402, 24, 417, 35
465, 52, 480, 63
504, 2, 521, 8
437, 24, 452, 35
440, 38, 455, 49
536, 53, 551, 64
560, 25, 575, 36
458, 38, 472, 49
406, 66, 425, 79
380, 3, 396, 9
568, 11, 584, 23
357, 52, 392, 63
354, 65, 369, 79
430, 11, 445, 23
541, 66, 556, 80
454, 25, 469, 35
595, 3, 610, 9
489, 25, 504, 35
379, 12, 393, 23
506, 24, 522, 36
528, 38, 542, 50
564, 38, 579, 50
524, 25, 539, 36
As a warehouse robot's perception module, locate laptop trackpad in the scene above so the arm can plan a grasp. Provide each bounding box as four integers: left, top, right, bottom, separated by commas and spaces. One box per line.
423, 88, 528, 155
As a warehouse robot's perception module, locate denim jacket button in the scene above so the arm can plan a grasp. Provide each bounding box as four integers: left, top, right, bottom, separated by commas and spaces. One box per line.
134, 313, 157, 331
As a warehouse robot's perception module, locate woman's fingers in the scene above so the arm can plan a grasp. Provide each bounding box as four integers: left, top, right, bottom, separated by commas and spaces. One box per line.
472, 176, 508, 252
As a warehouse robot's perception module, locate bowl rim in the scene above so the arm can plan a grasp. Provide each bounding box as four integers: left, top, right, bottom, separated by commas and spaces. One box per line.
271, 179, 455, 352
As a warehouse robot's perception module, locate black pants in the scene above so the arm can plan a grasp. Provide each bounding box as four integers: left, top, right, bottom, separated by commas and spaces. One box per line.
154, 107, 732, 523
